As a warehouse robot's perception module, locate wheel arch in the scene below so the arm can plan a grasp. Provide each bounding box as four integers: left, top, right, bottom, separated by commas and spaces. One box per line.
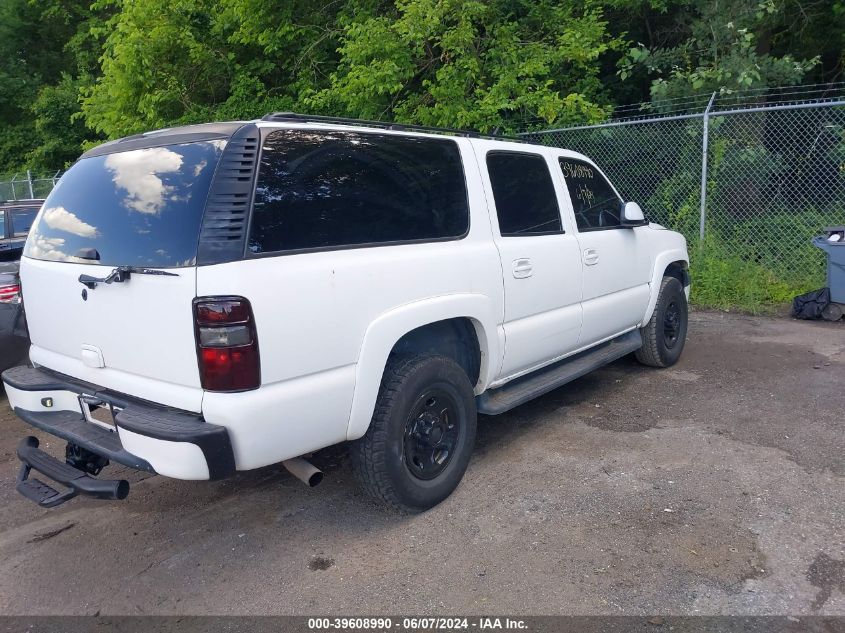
345, 295, 499, 441
390, 318, 482, 388
664, 260, 690, 287
640, 250, 690, 326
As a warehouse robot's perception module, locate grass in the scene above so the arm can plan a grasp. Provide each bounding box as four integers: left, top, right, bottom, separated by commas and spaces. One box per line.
688, 237, 821, 314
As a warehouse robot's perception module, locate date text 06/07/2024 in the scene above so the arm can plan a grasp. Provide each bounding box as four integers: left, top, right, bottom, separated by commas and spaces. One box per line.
307, 617, 529, 630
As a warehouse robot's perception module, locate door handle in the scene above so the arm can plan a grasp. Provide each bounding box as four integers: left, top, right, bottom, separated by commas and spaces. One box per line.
512, 258, 533, 279
583, 248, 599, 266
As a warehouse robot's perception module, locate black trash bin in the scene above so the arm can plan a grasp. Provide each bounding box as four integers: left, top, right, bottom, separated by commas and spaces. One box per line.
812, 226, 845, 321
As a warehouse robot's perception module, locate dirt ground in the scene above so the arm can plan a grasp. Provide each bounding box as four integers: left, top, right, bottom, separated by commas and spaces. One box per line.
0, 310, 842, 616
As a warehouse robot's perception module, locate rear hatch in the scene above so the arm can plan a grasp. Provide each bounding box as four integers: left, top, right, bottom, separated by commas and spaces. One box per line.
21, 140, 227, 412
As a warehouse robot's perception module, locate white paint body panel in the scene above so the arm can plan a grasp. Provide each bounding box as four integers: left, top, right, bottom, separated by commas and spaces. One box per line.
5, 383, 82, 414
11, 121, 690, 478
640, 233, 691, 325
575, 227, 652, 342
21, 257, 202, 412
547, 150, 653, 344
471, 140, 583, 380
117, 428, 209, 480
196, 137, 505, 464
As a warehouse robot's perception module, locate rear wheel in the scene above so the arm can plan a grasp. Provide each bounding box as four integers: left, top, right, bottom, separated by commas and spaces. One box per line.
636, 275, 688, 368
351, 354, 477, 512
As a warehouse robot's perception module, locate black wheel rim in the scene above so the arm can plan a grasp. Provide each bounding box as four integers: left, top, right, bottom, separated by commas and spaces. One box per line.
403, 388, 460, 481
663, 300, 681, 348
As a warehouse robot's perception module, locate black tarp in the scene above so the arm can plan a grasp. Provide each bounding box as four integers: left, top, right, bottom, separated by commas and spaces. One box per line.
792, 287, 831, 320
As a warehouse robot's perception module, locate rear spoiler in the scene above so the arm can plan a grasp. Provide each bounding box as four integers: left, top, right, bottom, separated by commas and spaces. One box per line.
81, 121, 249, 159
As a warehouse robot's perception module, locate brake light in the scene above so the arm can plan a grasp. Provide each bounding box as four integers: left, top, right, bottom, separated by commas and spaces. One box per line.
0, 283, 21, 304
194, 296, 260, 391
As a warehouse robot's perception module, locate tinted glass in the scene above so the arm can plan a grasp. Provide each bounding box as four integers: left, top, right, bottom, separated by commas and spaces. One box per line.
25, 141, 224, 267
486, 152, 562, 236
10, 207, 38, 237
249, 129, 468, 253
0, 210, 5, 238
559, 158, 622, 230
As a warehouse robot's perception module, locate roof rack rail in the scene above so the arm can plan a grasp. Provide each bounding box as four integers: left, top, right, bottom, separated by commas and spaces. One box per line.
260, 112, 525, 143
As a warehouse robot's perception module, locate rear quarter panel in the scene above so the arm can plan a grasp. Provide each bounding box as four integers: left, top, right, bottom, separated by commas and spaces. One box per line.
197, 137, 505, 469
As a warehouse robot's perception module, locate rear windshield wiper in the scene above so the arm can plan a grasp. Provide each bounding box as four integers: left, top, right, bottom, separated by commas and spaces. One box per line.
79, 266, 179, 289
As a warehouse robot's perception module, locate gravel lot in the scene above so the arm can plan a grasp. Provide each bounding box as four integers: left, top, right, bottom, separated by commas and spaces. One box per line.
0, 311, 842, 616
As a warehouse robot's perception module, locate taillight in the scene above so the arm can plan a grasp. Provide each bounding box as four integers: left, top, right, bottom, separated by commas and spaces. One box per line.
0, 283, 21, 304
194, 296, 260, 391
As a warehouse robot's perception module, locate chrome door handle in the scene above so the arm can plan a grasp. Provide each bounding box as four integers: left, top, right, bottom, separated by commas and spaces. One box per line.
512, 258, 533, 279
583, 248, 599, 266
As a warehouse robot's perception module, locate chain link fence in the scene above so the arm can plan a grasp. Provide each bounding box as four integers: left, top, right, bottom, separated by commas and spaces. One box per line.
2, 91, 844, 305
0, 171, 62, 202
524, 90, 845, 302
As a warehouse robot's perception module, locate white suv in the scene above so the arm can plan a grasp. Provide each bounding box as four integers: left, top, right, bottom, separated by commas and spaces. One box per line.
3, 114, 689, 512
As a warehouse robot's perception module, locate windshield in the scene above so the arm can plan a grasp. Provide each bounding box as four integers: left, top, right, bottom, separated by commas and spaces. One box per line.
10, 207, 39, 237
25, 141, 224, 267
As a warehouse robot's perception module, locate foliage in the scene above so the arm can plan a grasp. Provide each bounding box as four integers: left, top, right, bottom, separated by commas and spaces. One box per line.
306, 0, 618, 132
0, 0, 842, 310
0, 0, 107, 170
689, 236, 799, 313
2, 0, 842, 166
29, 75, 93, 168
613, 0, 831, 104
81, 0, 387, 138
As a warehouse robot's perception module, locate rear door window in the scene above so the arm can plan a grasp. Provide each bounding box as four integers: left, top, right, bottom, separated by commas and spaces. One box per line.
10, 207, 38, 237
248, 129, 469, 254
25, 141, 224, 267
559, 158, 623, 231
486, 152, 562, 236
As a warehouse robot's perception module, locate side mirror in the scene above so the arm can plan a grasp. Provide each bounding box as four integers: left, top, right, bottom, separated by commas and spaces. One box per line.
621, 201, 648, 227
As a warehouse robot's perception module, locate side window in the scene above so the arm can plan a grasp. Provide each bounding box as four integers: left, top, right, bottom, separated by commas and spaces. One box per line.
559, 158, 623, 231
10, 207, 38, 237
486, 152, 562, 236
249, 130, 469, 253
0, 210, 5, 238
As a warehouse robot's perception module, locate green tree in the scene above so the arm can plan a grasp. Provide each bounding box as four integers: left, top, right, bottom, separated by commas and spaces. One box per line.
82, 0, 367, 138
1, 0, 842, 173
82, 0, 234, 137
614, 0, 826, 104
308, 0, 619, 132
28, 75, 94, 168
0, 0, 105, 171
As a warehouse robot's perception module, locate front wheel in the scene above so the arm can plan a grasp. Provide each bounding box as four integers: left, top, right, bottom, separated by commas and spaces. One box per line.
636, 275, 689, 368
350, 354, 477, 513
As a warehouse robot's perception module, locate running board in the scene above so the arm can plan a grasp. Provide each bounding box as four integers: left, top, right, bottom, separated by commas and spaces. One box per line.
476, 330, 642, 415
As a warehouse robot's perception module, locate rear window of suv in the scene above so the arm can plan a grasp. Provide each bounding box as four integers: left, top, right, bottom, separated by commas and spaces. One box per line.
25, 141, 224, 267
248, 129, 469, 254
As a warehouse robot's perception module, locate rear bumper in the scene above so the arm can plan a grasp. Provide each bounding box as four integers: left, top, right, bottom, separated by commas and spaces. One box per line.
2, 365, 235, 481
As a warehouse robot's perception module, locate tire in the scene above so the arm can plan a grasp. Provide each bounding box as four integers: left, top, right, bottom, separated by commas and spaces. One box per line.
351, 354, 477, 513
635, 275, 688, 368
821, 302, 843, 322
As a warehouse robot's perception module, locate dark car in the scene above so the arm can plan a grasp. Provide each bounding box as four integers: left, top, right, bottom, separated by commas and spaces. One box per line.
0, 200, 42, 262
0, 261, 28, 372
0, 200, 39, 373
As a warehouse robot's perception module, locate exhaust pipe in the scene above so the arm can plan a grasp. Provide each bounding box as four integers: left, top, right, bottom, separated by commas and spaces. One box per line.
282, 457, 323, 487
